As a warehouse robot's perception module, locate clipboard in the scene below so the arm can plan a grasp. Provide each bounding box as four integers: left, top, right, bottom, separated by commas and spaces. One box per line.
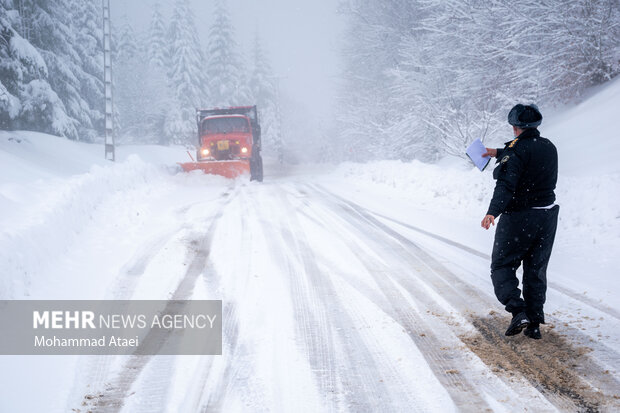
466, 138, 491, 171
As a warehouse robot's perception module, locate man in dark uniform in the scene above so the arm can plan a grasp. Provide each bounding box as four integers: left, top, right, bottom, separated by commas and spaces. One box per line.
481, 104, 559, 339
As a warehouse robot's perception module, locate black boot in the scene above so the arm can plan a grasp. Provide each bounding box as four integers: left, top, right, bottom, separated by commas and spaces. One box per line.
524, 323, 541, 339
505, 312, 530, 336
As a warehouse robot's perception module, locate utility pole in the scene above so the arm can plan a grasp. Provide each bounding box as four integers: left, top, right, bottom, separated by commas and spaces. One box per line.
102, 0, 115, 161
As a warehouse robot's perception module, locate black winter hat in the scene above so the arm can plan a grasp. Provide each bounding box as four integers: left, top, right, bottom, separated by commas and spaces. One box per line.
508, 104, 543, 128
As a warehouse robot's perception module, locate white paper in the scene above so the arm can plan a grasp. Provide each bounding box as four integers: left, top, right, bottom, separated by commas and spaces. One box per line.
466, 138, 491, 171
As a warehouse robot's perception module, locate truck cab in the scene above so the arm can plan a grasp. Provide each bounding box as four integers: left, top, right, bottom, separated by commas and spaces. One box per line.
197, 114, 254, 161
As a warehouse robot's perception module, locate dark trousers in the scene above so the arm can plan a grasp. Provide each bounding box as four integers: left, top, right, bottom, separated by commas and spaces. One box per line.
491, 205, 559, 323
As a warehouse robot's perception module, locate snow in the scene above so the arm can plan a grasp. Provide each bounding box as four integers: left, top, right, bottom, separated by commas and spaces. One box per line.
0, 132, 227, 413
328, 155, 620, 296
327, 78, 620, 310
1, 79, 619, 411
9, 32, 48, 77
544, 76, 620, 176
0, 82, 19, 119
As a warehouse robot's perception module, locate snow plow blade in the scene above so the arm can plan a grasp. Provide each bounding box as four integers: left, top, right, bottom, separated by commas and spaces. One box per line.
178, 160, 250, 179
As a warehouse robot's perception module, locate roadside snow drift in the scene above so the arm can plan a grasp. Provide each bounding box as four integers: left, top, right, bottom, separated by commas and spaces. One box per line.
0, 78, 619, 412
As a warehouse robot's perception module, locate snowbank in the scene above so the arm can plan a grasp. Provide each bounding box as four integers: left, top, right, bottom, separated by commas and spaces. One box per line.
543, 77, 620, 176
332, 78, 620, 246
328, 79, 620, 303
332, 159, 494, 219
331, 159, 619, 251
0, 155, 168, 298
0, 131, 203, 299
0, 132, 230, 413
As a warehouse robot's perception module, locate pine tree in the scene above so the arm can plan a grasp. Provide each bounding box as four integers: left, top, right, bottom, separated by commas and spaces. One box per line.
70, 0, 104, 141
250, 32, 275, 110
168, 0, 206, 109
249, 31, 281, 160
115, 17, 138, 65
336, 0, 416, 161
0, 0, 77, 137
205, 0, 250, 107
114, 18, 145, 141
147, 2, 167, 70
114, 14, 175, 144
20, 0, 103, 140
0, 0, 34, 128
165, 0, 206, 142
145, 2, 173, 144
163, 94, 194, 145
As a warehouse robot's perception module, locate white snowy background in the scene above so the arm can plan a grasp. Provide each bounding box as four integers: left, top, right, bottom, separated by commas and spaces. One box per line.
1, 0, 619, 411
0, 75, 619, 413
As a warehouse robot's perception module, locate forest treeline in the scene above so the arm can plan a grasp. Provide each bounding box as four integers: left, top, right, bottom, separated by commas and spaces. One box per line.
1, 0, 104, 141
115, 0, 281, 150
1, 0, 618, 162
0, 0, 281, 154
335, 0, 619, 161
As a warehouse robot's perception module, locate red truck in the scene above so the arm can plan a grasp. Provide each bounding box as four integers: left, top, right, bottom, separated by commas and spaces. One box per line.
180, 106, 263, 181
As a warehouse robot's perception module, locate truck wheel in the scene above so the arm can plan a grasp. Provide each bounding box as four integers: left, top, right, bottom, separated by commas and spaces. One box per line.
256, 155, 263, 182
250, 155, 263, 182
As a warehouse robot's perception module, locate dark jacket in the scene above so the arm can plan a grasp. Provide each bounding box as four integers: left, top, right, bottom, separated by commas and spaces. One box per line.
487, 128, 558, 217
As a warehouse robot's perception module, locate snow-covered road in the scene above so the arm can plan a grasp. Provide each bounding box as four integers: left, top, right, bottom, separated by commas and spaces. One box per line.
2, 130, 619, 412
56, 170, 618, 412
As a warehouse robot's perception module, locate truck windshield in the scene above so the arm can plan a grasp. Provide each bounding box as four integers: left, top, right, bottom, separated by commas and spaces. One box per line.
202, 117, 249, 134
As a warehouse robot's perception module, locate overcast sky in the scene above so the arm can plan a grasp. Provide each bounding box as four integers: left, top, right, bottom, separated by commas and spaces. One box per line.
111, 0, 346, 120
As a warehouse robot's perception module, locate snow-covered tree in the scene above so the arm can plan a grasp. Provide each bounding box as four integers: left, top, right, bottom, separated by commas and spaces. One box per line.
168, 0, 206, 109
114, 17, 138, 65
249, 31, 282, 160
0, 0, 78, 137
164, 0, 207, 142
147, 2, 167, 70
163, 94, 194, 144
205, 0, 250, 107
145, 3, 174, 144
336, 0, 422, 161
1, 0, 31, 128
16, 0, 105, 140
249, 32, 275, 110
337, 0, 619, 161
69, 0, 104, 141
395, 0, 620, 155
389, 0, 505, 157
113, 18, 148, 141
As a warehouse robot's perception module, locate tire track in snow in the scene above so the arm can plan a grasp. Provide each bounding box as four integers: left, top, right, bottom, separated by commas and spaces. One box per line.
367, 201, 620, 387
111, 189, 234, 302
322, 187, 620, 390
256, 187, 342, 411
71, 194, 231, 413
308, 184, 497, 313
301, 184, 497, 411
254, 184, 412, 411
272, 185, 436, 412
196, 187, 268, 413
311, 184, 620, 412
113, 228, 186, 298
80, 187, 237, 413
372, 210, 620, 322
196, 300, 240, 412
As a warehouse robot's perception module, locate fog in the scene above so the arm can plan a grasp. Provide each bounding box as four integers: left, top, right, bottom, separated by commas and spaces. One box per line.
112, 0, 345, 121
2, 1, 615, 163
